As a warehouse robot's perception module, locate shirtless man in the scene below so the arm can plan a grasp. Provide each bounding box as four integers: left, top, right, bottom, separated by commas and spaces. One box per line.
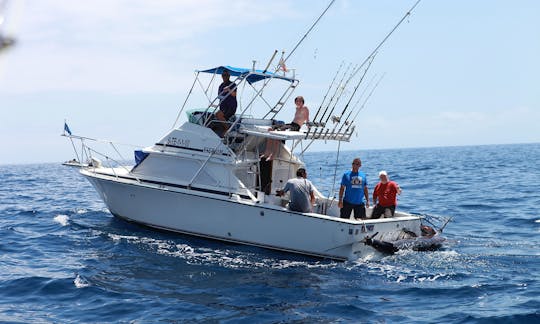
274, 96, 310, 131
289, 96, 309, 131
263, 96, 310, 160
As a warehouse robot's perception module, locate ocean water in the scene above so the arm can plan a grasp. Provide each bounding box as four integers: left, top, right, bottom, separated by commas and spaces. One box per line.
1, 143, 539, 323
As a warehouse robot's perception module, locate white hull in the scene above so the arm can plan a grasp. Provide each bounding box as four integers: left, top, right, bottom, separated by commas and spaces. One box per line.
82, 169, 422, 261
71, 66, 436, 261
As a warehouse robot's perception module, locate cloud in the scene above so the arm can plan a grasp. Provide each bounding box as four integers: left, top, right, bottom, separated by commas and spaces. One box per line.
1, 0, 296, 93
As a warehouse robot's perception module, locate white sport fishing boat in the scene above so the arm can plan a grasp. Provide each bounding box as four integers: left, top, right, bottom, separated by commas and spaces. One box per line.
75, 63, 444, 261
67, 1, 447, 261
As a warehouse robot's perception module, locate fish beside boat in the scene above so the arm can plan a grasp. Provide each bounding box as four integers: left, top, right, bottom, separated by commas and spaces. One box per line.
363, 225, 447, 254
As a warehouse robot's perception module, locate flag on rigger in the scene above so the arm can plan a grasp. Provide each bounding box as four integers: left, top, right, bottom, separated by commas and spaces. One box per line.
64, 122, 72, 135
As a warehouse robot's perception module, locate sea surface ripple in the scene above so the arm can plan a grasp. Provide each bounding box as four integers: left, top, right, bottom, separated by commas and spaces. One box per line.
1, 143, 539, 323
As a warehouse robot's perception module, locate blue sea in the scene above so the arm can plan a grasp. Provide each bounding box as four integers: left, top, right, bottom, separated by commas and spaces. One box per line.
1, 143, 539, 323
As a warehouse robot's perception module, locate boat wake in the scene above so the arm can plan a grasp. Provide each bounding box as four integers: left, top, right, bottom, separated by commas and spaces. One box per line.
104, 231, 337, 269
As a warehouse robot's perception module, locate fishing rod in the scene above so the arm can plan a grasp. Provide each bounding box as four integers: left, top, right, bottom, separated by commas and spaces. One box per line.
343, 73, 386, 135
305, 63, 350, 139
325, 54, 376, 139
303, 63, 355, 145
333, 75, 376, 138
305, 1, 423, 153
348, 0, 422, 83
307, 0, 422, 144
349, 74, 377, 113
315, 62, 353, 126
352, 73, 385, 121
259, 0, 337, 120
305, 61, 345, 139
338, 54, 376, 122
311, 61, 345, 123
313, 63, 358, 139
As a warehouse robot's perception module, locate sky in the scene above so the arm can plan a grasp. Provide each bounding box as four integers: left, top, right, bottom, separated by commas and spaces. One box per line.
1, 0, 539, 165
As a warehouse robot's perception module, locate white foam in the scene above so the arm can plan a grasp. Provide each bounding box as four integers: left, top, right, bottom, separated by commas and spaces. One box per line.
396, 275, 407, 283
535, 219, 540, 223
53, 214, 69, 226
104, 232, 335, 270
108, 233, 140, 242
74, 274, 90, 288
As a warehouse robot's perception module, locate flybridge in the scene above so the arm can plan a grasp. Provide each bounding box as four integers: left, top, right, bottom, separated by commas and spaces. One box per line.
177, 62, 356, 143
198, 66, 297, 84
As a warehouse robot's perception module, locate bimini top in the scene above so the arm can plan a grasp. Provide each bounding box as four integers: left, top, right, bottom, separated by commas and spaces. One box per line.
199, 66, 296, 84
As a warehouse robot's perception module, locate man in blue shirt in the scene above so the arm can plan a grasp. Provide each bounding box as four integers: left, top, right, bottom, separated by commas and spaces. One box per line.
338, 157, 370, 220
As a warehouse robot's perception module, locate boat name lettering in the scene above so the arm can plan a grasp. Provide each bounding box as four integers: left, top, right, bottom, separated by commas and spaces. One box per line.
203, 147, 226, 154
166, 137, 190, 147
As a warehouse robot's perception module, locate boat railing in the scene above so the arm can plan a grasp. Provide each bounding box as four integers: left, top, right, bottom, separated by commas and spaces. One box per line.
85, 146, 140, 183
62, 133, 141, 182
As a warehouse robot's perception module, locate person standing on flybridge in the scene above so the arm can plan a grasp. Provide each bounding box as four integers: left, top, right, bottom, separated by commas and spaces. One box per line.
214, 70, 237, 134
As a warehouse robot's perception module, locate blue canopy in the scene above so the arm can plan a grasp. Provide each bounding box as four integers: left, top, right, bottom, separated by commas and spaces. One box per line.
199, 65, 295, 84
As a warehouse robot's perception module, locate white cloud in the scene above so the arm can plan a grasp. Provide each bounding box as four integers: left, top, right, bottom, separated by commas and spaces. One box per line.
0, 0, 297, 93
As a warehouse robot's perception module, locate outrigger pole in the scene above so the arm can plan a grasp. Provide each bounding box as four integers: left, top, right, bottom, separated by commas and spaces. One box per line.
189, 0, 337, 188
284, 0, 336, 63
263, 50, 279, 74
348, 0, 422, 82
307, 0, 422, 143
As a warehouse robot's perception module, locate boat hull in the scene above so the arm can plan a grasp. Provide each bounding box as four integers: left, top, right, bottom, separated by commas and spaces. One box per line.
82, 170, 422, 261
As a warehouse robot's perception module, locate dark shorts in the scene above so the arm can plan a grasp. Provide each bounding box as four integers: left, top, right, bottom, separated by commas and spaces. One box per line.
340, 200, 366, 220
288, 122, 301, 131
220, 105, 237, 121
371, 204, 396, 219
273, 122, 301, 131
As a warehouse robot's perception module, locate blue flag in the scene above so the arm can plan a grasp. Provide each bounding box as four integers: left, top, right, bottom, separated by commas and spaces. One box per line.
64, 122, 72, 135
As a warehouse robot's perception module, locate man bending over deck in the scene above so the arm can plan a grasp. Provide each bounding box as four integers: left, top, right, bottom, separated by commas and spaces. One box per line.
276, 168, 315, 213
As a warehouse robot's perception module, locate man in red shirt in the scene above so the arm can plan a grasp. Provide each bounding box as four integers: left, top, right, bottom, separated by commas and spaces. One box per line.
371, 170, 401, 218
